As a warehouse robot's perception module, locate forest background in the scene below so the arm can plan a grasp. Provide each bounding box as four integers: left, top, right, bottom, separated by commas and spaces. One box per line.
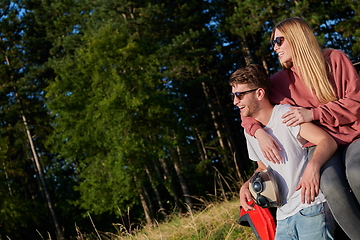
1, 0, 360, 239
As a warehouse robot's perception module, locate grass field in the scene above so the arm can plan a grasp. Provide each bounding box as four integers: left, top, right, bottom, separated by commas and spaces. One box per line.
88, 198, 257, 240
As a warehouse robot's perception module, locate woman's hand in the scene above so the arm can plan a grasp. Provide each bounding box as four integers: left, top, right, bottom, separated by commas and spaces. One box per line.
295, 161, 321, 204
282, 107, 313, 127
255, 129, 283, 164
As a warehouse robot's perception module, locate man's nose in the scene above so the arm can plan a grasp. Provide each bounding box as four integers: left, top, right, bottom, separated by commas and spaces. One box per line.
233, 96, 239, 105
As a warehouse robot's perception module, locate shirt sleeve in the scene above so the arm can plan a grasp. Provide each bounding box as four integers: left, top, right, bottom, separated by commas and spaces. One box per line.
244, 132, 261, 161
312, 49, 360, 127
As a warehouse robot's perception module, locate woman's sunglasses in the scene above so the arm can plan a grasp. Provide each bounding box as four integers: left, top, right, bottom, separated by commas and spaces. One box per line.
271, 37, 285, 47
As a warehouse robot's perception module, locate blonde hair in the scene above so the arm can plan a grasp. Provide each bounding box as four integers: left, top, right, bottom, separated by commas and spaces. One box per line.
271, 17, 337, 103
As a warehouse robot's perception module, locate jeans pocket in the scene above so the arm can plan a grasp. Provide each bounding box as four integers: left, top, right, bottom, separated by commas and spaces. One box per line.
299, 203, 324, 218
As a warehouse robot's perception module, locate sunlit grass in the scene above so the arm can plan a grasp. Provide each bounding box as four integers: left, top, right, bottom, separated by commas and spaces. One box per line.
75, 170, 256, 240
99, 199, 256, 240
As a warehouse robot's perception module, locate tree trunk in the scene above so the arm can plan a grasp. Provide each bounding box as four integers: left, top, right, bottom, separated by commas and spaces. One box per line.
241, 37, 254, 65
159, 158, 182, 212
20, 107, 63, 240
194, 127, 208, 163
262, 58, 270, 75
201, 81, 230, 168
173, 146, 193, 211
143, 183, 155, 218
211, 84, 245, 180
3, 162, 12, 196
5, 52, 63, 240
139, 186, 154, 226
145, 165, 167, 219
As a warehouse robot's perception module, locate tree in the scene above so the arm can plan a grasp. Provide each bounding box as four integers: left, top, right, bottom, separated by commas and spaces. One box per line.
0, 0, 63, 238
46, 7, 172, 219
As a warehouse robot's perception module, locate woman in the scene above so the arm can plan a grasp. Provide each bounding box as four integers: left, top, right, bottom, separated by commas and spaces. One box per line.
242, 17, 360, 239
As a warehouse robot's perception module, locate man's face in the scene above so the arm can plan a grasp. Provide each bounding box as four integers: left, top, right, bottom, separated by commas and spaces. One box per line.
232, 84, 259, 118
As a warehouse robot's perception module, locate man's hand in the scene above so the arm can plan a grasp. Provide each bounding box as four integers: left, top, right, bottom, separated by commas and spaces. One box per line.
255, 129, 283, 164
240, 182, 255, 211
295, 161, 321, 204
282, 107, 313, 127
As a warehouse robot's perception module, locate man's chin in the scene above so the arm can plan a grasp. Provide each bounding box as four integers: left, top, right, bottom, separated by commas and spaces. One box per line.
240, 111, 249, 117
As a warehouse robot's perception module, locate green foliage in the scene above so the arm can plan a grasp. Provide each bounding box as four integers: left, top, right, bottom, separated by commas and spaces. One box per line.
46, 13, 171, 216
331, 1, 360, 55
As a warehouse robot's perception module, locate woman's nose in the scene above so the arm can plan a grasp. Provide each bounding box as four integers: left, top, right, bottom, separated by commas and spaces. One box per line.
273, 43, 280, 51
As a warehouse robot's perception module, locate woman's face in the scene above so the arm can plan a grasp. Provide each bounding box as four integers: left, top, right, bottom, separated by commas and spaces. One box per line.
273, 29, 292, 64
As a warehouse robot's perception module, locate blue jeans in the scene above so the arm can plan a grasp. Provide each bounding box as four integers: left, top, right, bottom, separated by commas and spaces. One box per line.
308, 141, 360, 240
275, 203, 335, 240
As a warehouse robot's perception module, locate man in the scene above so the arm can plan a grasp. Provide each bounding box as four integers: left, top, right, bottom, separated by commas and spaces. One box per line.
230, 64, 336, 240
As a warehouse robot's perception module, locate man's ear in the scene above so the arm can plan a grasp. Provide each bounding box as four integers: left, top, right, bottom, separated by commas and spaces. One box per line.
256, 88, 266, 100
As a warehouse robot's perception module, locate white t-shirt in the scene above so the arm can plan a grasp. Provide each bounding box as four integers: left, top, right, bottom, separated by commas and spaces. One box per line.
245, 104, 326, 220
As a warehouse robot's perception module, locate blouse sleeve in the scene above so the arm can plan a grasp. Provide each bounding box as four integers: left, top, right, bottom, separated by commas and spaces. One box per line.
241, 116, 262, 136
312, 50, 360, 127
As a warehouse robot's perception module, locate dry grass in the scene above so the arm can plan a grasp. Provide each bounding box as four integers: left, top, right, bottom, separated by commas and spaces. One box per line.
77, 170, 256, 240
103, 198, 257, 240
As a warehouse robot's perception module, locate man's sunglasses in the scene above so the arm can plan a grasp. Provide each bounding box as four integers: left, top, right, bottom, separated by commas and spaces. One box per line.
271, 37, 285, 47
229, 88, 258, 101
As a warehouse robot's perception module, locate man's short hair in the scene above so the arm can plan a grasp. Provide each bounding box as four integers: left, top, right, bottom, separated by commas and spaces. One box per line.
229, 64, 271, 95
